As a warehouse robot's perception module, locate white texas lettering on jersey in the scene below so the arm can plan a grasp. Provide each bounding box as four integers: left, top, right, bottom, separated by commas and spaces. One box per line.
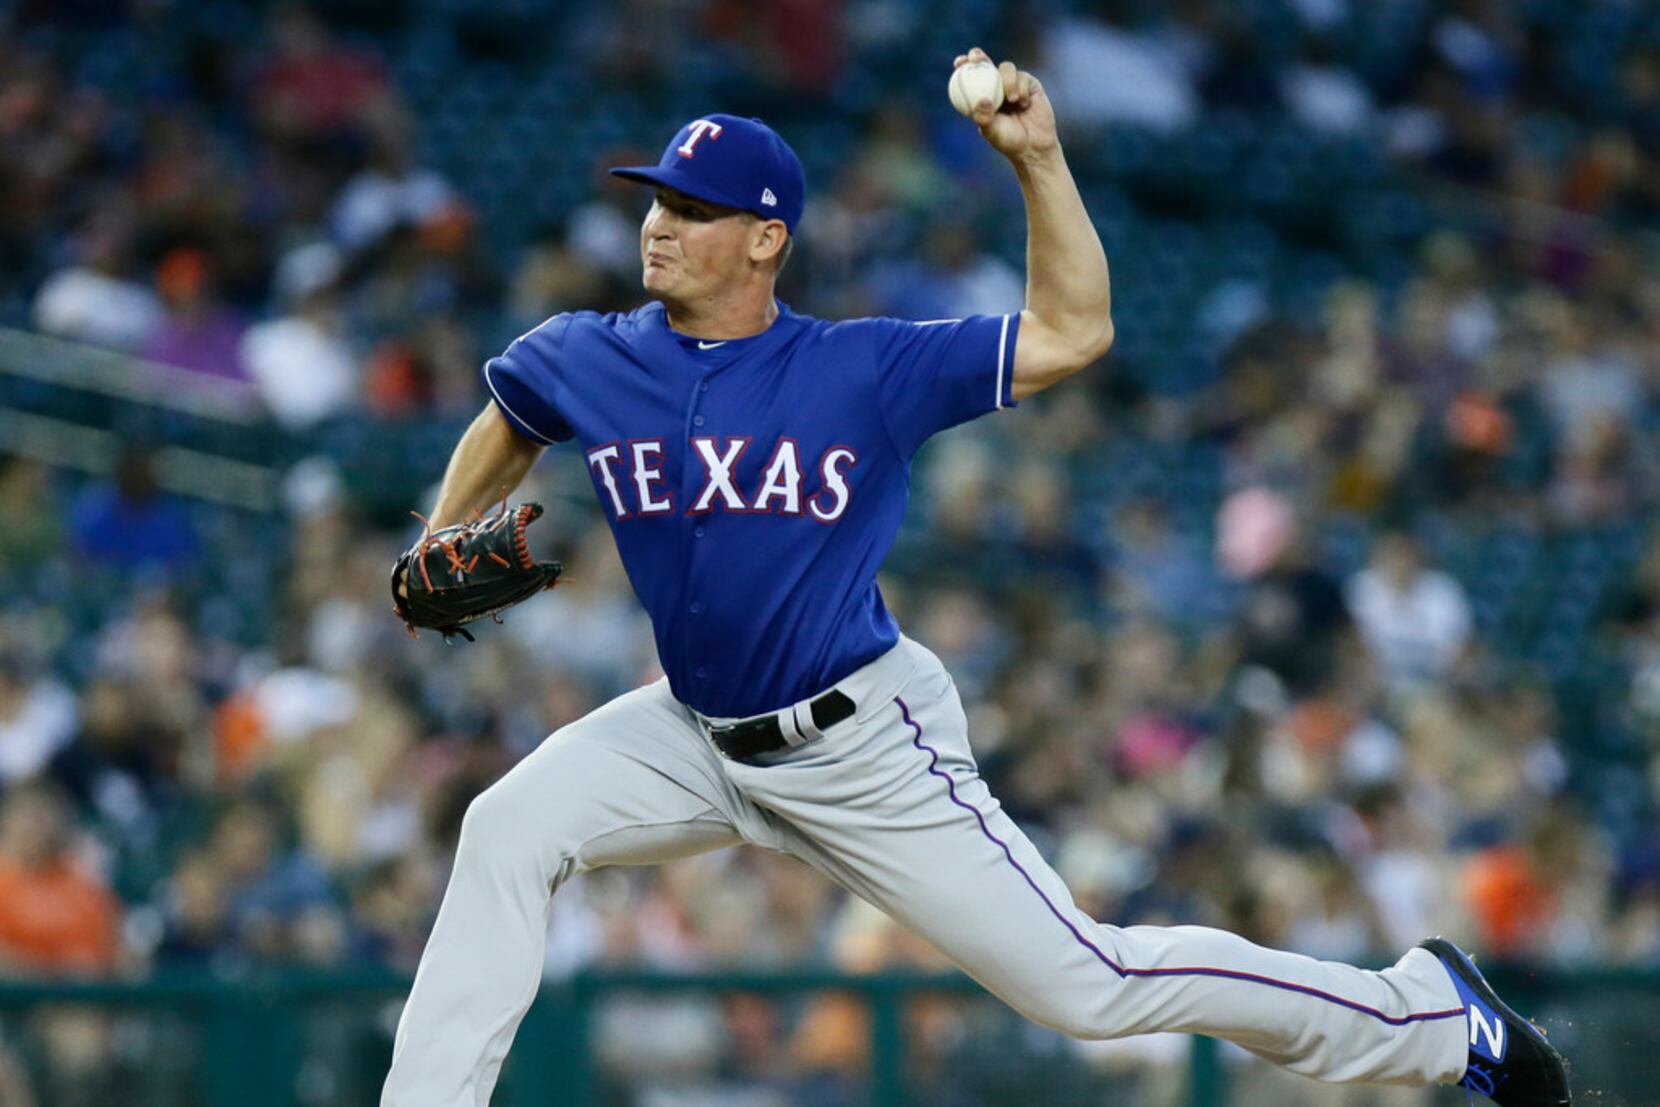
630, 440, 673, 515
753, 439, 803, 514
677, 119, 724, 158
587, 444, 629, 519
808, 447, 858, 522
591, 437, 858, 521
690, 437, 751, 512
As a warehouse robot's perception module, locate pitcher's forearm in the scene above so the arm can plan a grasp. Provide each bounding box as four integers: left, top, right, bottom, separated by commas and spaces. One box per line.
1016, 148, 1111, 345
429, 406, 545, 528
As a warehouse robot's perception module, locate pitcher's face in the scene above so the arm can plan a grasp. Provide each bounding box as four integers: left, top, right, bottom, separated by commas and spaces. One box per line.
640, 187, 757, 302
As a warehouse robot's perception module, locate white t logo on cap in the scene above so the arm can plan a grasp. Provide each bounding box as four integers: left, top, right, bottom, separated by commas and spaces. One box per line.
677, 120, 724, 158
761, 188, 777, 206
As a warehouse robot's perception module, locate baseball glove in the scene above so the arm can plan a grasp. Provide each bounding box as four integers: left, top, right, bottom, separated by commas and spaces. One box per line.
392, 500, 562, 642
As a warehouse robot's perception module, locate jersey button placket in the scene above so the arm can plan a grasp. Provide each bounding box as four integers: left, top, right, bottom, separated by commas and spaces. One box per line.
685, 381, 714, 689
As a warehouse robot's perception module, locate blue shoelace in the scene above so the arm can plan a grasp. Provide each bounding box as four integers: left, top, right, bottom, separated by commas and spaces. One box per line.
1461, 1060, 1500, 1101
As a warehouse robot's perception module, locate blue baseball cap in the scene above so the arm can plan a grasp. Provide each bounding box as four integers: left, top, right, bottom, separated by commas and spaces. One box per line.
609, 114, 806, 233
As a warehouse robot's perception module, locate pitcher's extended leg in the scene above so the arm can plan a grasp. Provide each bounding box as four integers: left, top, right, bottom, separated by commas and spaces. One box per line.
727, 645, 1468, 1087
383, 681, 755, 1107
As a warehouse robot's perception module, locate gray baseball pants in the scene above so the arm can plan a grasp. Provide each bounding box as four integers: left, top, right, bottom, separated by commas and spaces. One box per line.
382, 635, 1468, 1106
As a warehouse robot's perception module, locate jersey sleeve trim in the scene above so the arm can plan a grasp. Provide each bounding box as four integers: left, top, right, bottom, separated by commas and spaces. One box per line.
996, 313, 1022, 410
484, 360, 561, 445
995, 314, 1011, 410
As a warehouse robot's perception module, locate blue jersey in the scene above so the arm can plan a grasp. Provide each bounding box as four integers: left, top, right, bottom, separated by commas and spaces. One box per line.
484, 300, 1020, 718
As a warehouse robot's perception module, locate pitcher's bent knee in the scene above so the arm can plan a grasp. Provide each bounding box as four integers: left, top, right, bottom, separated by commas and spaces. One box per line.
1011, 989, 1125, 1042
1044, 1008, 1116, 1042
457, 783, 556, 865
457, 770, 605, 884
455, 778, 506, 836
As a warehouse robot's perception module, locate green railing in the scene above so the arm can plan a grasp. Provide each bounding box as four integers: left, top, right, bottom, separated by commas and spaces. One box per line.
0, 967, 1221, 1107
1, 964, 1656, 1107
536, 969, 1230, 1107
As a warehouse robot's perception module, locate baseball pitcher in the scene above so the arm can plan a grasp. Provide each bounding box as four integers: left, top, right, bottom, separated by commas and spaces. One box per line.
382, 50, 1570, 1107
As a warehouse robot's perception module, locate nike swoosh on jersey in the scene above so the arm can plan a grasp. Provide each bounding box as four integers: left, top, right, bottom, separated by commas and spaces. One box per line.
698, 340, 727, 349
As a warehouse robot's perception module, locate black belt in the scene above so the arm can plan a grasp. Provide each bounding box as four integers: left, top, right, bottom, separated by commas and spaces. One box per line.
706, 689, 856, 762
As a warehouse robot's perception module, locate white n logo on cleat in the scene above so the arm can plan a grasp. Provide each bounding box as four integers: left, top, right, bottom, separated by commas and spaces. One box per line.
1469, 1005, 1505, 1060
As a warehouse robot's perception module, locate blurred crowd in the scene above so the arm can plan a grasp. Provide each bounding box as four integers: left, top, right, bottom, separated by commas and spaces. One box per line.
4, 0, 1660, 1102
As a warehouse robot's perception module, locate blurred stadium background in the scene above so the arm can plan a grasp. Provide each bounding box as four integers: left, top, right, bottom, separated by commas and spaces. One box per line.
2, 0, 1659, 1103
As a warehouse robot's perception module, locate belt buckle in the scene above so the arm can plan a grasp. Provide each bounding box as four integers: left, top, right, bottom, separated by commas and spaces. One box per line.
697, 720, 756, 763
711, 709, 794, 762
702, 718, 737, 755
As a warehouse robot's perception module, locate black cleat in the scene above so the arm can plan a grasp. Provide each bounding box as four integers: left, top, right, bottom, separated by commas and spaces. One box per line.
1418, 937, 1572, 1106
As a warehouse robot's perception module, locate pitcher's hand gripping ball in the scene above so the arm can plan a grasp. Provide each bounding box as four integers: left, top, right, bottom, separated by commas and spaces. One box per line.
392, 501, 562, 642
948, 59, 1004, 117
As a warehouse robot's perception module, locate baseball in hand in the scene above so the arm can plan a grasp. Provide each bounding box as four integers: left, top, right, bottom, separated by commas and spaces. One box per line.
949, 60, 1004, 117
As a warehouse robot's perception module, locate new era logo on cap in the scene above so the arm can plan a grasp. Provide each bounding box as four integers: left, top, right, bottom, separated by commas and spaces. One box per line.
609, 114, 807, 232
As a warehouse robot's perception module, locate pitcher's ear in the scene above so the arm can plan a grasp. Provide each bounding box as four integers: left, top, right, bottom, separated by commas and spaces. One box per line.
750, 218, 789, 266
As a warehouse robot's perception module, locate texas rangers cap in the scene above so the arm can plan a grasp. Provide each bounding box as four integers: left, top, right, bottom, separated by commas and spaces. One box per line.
609, 114, 806, 232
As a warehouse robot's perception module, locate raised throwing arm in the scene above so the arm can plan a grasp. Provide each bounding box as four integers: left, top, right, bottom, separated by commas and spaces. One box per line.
956, 47, 1114, 401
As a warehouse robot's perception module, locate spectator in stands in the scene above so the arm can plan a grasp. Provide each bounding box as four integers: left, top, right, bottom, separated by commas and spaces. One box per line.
0, 459, 62, 570
0, 653, 78, 787
250, 3, 392, 143
1463, 802, 1608, 960
142, 247, 249, 381
47, 675, 180, 835
90, 599, 206, 757
701, 0, 847, 96
563, 166, 648, 286
0, 46, 116, 317
1534, 297, 1643, 454
851, 105, 950, 215
1283, 849, 1391, 964
1041, 3, 1199, 133
0, 781, 118, 975
1280, 36, 1375, 136
330, 113, 455, 256
0, 782, 120, 1107
1345, 531, 1473, 689
241, 242, 358, 430
154, 849, 236, 967
869, 217, 1024, 321
1350, 783, 1454, 956
203, 801, 346, 964
1547, 416, 1640, 525
504, 225, 611, 330
1107, 496, 1218, 628
508, 522, 657, 696
1218, 488, 1351, 697
31, 217, 161, 352
67, 447, 199, 576
348, 854, 437, 971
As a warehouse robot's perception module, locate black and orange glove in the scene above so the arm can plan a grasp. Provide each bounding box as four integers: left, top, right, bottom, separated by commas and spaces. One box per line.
392, 501, 562, 642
